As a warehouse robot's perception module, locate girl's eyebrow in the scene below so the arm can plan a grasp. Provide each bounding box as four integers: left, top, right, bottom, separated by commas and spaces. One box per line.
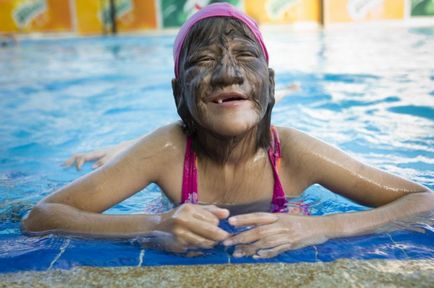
188, 46, 215, 58
231, 40, 261, 51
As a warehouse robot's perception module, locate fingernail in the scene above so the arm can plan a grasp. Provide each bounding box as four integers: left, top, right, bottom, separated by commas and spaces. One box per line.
223, 240, 233, 246
228, 217, 237, 225
233, 251, 244, 257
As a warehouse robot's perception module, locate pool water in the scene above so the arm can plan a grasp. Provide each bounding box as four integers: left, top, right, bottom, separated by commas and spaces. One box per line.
0, 26, 433, 273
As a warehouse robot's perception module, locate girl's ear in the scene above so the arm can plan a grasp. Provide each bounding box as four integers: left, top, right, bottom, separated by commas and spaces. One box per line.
268, 68, 275, 99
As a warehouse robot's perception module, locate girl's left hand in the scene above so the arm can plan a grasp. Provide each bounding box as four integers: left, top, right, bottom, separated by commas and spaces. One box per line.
223, 213, 332, 259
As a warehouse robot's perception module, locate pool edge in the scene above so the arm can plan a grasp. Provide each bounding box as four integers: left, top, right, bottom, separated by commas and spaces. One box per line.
1, 259, 433, 287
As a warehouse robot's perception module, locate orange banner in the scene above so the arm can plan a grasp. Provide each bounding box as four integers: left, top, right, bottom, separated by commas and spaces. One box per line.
0, 0, 72, 33
323, 0, 405, 24
116, 0, 157, 32
74, 0, 157, 35
244, 0, 321, 25
74, 0, 101, 35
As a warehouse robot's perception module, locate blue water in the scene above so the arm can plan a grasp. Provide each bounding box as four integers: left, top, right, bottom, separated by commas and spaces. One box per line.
1, 26, 434, 273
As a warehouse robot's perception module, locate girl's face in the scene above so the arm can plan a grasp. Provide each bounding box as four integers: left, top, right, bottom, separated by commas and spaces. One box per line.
175, 20, 274, 138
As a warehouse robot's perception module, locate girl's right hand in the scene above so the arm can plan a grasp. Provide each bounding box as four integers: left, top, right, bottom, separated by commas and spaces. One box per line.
143, 204, 230, 253
63, 140, 136, 170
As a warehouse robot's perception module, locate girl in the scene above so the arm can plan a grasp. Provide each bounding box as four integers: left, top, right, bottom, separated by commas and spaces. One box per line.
22, 3, 433, 259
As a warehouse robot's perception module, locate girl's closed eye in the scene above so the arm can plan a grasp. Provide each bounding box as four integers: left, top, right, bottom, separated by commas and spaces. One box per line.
197, 56, 215, 63
235, 50, 258, 60
190, 55, 215, 66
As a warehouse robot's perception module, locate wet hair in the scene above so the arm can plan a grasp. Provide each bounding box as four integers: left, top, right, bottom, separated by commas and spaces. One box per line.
174, 17, 275, 152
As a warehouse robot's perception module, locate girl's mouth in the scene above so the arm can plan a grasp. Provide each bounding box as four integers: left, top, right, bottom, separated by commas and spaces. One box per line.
210, 92, 248, 104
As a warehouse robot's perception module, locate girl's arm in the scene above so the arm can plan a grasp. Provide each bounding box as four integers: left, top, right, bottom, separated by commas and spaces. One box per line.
23, 124, 229, 252
224, 127, 433, 258
287, 128, 433, 236
23, 128, 166, 235
63, 138, 140, 170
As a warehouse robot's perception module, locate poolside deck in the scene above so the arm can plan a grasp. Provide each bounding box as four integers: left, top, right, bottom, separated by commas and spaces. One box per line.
1, 259, 433, 287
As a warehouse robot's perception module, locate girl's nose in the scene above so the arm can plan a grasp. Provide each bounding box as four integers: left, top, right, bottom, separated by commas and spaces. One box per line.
210, 56, 244, 87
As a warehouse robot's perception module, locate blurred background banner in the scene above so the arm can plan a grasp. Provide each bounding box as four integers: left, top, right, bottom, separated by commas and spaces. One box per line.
74, 0, 101, 34
0, 0, 433, 35
0, 0, 72, 33
244, 0, 321, 25
74, 0, 157, 35
323, 0, 405, 23
160, 0, 241, 28
113, 0, 157, 32
411, 0, 434, 16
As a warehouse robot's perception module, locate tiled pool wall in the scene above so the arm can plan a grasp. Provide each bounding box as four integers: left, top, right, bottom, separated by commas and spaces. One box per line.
1, 228, 432, 273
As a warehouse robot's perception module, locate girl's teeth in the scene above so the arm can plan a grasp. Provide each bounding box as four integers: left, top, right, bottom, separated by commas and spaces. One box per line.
218, 99, 223, 104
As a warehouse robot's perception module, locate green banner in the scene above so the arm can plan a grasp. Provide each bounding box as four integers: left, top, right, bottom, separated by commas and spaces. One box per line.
161, 0, 241, 28
411, 0, 434, 16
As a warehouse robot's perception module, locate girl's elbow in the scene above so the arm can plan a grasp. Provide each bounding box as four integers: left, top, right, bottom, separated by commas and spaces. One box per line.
21, 203, 58, 234
421, 190, 434, 209
406, 189, 434, 212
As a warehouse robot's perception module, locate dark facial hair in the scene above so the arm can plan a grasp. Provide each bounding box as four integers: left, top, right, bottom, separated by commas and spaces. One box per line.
173, 17, 275, 162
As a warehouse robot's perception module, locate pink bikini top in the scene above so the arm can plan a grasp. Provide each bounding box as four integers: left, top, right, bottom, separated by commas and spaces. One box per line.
180, 127, 288, 213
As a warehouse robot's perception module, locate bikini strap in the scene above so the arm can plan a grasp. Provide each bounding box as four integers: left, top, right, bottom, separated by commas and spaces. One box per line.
180, 136, 198, 204
181, 129, 288, 212
268, 126, 288, 213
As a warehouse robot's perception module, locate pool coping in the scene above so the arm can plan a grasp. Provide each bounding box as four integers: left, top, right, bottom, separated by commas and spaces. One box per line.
1, 259, 433, 288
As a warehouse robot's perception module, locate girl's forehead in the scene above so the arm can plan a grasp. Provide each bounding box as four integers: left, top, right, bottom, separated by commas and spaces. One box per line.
187, 20, 260, 51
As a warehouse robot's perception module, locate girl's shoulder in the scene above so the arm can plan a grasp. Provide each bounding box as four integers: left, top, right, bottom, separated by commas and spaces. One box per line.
134, 121, 186, 158
275, 126, 316, 148
274, 126, 328, 163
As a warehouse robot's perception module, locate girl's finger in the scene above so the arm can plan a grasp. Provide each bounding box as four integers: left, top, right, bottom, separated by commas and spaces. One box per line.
201, 205, 230, 220
228, 212, 278, 227
63, 154, 83, 167
224, 223, 282, 246
254, 243, 293, 259
233, 244, 258, 257
85, 151, 106, 161
63, 157, 74, 167
93, 158, 106, 169
186, 217, 230, 242
231, 233, 290, 257
251, 234, 292, 250
174, 229, 217, 249
75, 157, 85, 170
173, 204, 230, 241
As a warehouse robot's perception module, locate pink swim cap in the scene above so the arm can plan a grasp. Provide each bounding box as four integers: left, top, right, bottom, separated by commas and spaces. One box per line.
173, 2, 269, 78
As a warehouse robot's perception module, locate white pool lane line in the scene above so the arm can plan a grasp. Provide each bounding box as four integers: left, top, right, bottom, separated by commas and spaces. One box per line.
387, 233, 409, 258
48, 239, 71, 270
225, 246, 231, 264
312, 245, 319, 261
137, 249, 145, 267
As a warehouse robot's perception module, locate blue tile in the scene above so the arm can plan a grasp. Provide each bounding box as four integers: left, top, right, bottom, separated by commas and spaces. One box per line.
315, 233, 409, 261
0, 235, 68, 272
1, 229, 434, 273
141, 245, 229, 266
387, 230, 434, 259
52, 239, 140, 269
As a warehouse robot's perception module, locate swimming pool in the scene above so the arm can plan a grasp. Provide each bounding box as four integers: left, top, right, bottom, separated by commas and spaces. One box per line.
0, 25, 433, 274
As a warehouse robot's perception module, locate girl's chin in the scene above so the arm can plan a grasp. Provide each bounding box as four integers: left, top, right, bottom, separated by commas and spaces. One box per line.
201, 119, 260, 138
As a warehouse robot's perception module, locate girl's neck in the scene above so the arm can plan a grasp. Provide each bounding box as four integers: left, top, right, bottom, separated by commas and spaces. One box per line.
193, 127, 261, 165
